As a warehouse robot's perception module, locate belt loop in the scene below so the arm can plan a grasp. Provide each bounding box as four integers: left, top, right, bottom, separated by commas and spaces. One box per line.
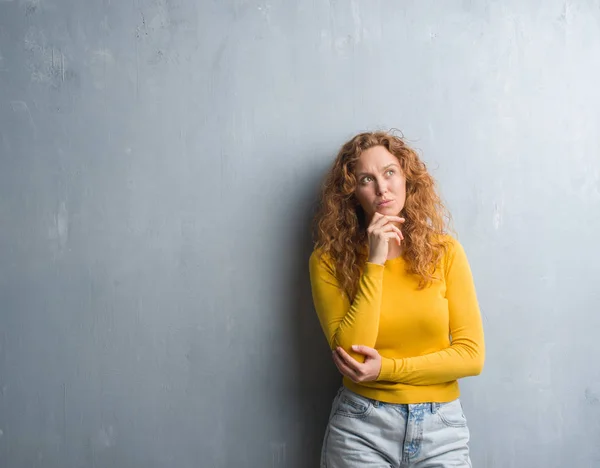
430, 402, 437, 414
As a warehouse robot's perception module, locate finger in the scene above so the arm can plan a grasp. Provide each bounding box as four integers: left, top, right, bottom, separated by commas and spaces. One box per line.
389, 226, 403, 244
377, 215, 403, 228
331, 351, 344, 371
336, 347, 362, 373
332, 352, 356, 378
369, 212, 384, 223
333, 351, 359, 379
368, 213, 402, 230
332, 350, 341, 366
372, 224, 403, 240
367, 215, 389, 232
351, 345, 378, 358
382, 231, 401, 245
379, 224, 403, 240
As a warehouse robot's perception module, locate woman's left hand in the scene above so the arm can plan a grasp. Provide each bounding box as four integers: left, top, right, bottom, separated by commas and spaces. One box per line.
332, 345, 382, 383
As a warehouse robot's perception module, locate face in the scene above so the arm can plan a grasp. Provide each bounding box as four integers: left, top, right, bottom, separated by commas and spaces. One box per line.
353, 145, 406, 221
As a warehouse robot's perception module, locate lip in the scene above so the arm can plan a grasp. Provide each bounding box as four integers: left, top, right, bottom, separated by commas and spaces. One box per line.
377, 200, 393, 206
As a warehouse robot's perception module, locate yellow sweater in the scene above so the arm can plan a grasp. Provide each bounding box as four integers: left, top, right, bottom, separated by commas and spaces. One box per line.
308, 235, 485, 404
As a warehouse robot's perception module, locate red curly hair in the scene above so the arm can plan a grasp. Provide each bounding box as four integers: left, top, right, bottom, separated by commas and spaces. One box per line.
312, 130, 452, 298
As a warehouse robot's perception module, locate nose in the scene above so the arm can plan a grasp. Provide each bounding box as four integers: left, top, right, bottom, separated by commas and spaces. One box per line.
375, 179, 388, 196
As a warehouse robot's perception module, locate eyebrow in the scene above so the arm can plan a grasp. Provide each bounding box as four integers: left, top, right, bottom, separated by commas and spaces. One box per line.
357, 163, 399, 178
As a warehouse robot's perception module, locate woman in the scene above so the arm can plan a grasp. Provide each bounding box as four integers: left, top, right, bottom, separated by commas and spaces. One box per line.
309, 130, 485, 467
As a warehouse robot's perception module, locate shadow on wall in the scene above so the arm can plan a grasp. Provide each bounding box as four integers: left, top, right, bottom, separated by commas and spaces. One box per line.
285, 157, 341, 467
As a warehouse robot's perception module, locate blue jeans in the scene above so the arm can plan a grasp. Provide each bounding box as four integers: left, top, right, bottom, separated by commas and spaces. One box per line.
321, 386, 472, 468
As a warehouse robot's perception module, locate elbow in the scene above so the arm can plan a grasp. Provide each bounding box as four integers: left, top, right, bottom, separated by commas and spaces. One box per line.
330, 327, 354, 351
456, 339, 485, 377
330, 334, 345, 351
331, 333, 376, 353
451, 339, 485, 377
330, 335, 370, 364
330, 326, 379, 359
330, 334, 350, 352
469, 353, 485, 376
329, 337, 339, 351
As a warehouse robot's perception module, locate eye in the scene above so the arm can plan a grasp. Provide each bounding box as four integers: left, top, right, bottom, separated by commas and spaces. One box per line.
360, 176, 373, 184
386, 169, 395, 176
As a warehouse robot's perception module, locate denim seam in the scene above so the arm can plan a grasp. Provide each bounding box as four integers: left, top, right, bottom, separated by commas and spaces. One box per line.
436, 407, 468, 428
334, 391, 373, 419
334, 404, 373, 419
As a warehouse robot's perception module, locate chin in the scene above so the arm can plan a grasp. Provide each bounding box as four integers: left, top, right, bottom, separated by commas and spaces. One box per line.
376, 204, 396, 212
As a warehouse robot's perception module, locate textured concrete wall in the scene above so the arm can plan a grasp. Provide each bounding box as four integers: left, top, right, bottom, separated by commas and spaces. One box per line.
1, 1, 599, 466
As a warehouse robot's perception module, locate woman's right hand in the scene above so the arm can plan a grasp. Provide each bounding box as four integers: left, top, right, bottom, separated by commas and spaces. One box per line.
367, 213, 405, 265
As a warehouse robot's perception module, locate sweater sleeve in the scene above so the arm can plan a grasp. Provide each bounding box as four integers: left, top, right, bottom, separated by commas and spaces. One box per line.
308, 250, 384, 361
377, 239, 485, 385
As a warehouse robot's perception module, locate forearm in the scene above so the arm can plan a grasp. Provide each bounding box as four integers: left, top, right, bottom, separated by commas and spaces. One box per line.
376, 237, 485, 385
378, 338, 485, 385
